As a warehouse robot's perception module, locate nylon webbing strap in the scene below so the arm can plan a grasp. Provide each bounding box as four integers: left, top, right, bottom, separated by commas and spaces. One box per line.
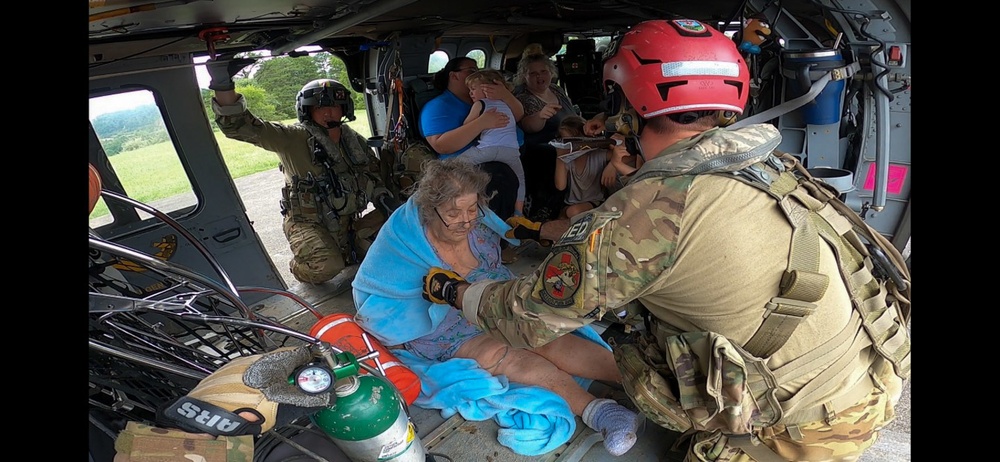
726, 435, 787, 462
777, 152, 910, 324
742, 174, 829, 358
728, 62, 860, 130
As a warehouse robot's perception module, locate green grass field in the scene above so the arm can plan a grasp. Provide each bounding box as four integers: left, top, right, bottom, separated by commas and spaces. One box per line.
90, 114, 372, 219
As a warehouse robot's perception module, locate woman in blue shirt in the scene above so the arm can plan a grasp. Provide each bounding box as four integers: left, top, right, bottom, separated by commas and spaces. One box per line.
420, 57, 524, 219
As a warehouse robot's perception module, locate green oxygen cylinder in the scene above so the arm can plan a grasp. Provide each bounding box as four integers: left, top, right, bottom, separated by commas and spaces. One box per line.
312, 374, 426, 462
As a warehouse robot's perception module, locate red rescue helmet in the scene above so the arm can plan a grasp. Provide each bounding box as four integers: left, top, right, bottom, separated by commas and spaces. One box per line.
603, 19, 750, 119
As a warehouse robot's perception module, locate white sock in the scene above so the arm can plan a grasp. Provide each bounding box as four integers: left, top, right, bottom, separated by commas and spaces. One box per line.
582, 398, 639, 456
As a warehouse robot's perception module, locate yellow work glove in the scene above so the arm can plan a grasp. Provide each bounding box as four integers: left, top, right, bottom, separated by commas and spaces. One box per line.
505, 215, 553, 247
422, 267, 465, 306
505, 215, 541, 241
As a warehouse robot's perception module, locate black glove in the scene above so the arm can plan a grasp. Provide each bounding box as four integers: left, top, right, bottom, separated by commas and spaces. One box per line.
159, 346, 331, 436
206, 57, 257, 92
423, 267, 465, 306
505, 216, 554, 247
373, 187, 402, 217
505, 215, 541, 241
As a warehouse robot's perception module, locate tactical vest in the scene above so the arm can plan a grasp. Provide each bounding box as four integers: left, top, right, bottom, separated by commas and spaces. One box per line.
281, 124, 379, 231
393, 141, 438, 198
614, 125, 910, 442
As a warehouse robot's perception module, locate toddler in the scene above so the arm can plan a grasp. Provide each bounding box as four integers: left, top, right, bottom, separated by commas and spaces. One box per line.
461, 69, 527, 216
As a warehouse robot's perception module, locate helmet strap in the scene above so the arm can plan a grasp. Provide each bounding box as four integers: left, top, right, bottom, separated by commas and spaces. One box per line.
623, 135, 644, 162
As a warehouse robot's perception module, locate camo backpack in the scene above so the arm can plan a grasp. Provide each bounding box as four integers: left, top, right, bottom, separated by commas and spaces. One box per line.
394, 141, 438, 197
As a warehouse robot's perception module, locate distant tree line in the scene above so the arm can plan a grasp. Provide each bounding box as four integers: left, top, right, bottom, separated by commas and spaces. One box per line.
92, 105, 170, 156
94, 52, 364, 156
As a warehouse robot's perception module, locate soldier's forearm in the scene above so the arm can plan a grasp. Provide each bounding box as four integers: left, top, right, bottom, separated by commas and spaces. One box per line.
540, 219, 570, 241
213, 89, 240, 106
455, 280, 492, 330
453, 282, 469, 310
458, 278, 578, 349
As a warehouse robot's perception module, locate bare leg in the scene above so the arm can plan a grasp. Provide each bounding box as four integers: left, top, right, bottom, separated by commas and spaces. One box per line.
454, 334, 597, 415
564, 203, 596, 221
530, 334, 620, 383
453, 334, 639, 456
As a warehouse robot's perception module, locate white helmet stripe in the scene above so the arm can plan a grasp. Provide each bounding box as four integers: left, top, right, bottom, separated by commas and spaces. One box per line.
644, 103, 744, 119
662, 61, 741, 78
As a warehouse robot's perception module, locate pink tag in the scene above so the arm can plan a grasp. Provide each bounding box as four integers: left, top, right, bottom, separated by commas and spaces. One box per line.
862, 163, 908, 194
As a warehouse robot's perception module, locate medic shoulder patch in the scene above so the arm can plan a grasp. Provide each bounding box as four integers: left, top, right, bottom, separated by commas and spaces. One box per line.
539, 246, 582, 308
559, 213, 594, 245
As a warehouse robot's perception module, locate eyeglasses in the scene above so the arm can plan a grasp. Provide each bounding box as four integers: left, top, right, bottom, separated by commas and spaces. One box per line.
434, 205, 485, 229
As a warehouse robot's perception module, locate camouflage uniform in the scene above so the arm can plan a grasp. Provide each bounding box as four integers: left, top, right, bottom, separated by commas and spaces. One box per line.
214, 95, 392, 283
460, 124, 909, 461
114, 421, 254, 461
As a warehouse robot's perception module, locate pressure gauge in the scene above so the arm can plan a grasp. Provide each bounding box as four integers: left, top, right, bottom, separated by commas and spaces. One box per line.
293, 363, 334, 395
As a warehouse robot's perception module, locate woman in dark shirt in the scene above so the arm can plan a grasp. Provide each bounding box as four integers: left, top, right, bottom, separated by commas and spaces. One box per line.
513, 48, 580, 221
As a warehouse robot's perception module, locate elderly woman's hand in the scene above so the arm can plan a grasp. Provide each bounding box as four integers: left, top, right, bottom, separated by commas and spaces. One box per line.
610, 143, 630, 165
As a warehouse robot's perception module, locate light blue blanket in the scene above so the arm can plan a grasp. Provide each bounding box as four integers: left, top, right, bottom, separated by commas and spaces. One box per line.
392, 326, 611, 456
396, 350, 577, 456
352, 197, 611, 456
353, 197, 519, 346
393, 322, 609, 456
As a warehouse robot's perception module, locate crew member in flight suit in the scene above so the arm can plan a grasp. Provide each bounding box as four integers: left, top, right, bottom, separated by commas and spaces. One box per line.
208, 59, 397, 284
422, 19, 911, 461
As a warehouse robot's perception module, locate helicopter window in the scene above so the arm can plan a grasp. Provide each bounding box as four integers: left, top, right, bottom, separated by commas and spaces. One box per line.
428, 50, 450, 74
89, 89, 196, 229
466, 49, 487, 69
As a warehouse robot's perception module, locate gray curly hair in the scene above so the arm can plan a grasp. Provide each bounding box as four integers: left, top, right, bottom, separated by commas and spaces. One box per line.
409, 157, 494, 227
514, 53, 559, 87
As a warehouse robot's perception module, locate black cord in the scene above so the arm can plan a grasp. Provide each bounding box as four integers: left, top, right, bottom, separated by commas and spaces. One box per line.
89, 36, 189, 69
768, 0, 785, 32
857, 19, 894, 102
803, 0, 895, 102
723, 0, 752, 41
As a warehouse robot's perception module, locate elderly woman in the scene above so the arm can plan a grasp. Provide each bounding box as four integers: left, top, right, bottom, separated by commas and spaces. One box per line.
352, 157, 639, 457
513, 49, 581, 221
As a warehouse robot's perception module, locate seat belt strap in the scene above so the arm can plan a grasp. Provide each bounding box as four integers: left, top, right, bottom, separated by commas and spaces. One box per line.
728, 62, 860, 130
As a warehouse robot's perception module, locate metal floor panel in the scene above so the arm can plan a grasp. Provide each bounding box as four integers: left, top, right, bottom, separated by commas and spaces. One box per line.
408, 381, 689, 462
